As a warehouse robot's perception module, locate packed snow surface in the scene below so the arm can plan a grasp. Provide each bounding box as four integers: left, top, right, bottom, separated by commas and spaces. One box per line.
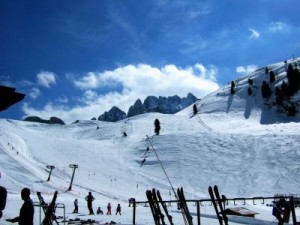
0, 58, 300, 224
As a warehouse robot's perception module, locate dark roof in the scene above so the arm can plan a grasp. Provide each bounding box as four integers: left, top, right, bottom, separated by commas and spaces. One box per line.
0, 86, 26, 112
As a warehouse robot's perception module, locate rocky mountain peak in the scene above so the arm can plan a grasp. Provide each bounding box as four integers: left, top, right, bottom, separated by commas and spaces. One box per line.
98, 93, 198, 122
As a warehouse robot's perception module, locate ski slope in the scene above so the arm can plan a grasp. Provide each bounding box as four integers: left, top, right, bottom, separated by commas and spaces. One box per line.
0, 58, 300, 225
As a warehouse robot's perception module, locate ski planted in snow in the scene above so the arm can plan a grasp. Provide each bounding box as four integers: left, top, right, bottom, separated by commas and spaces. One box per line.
37, 191, 59, 225
208, 186, 223, 225
177, 187, 193, 225
208, 185, 229, 225
156, 190, 174, 225
146, 189, 163, 225
152, 188, 166, 225
213, 185, 228, 225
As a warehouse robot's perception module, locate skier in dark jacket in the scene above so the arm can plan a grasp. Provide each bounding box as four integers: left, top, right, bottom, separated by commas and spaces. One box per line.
6, 188, 34, 225
85, 192, 95, 215
115, 204, 121, 215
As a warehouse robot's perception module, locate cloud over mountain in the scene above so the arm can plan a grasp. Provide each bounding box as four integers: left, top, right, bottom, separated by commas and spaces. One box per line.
24, 64, 219, 123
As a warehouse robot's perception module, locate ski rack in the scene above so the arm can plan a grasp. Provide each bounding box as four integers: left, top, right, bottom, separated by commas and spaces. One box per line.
131, 193, 300, 225
35, 202, 66, 225
36, 191, 65, 225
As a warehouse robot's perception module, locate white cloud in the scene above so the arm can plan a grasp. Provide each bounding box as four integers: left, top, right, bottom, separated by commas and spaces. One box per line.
187, 7, 210, 19
73, 72, 99, 89
236, 65, 258, 75
81, 90, 99, 104
56, 96, 69, 104
24, 64, 220, 123
269, 22, 287, 33
249, 28, 260, 39
28, 87, 41, 99
37, 71, 56, 88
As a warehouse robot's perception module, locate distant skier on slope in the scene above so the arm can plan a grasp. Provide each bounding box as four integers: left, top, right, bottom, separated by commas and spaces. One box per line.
85, 192, 95, 215
140, 158, 146, 167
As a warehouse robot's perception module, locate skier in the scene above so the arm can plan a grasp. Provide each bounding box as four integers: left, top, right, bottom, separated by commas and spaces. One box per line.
106, 203, 112, 215
96, 207, 103, 215
140, 158, 146, 167
115, 204, 121, 215
85, 192, 95, 215
73, 199, 78, 213
272, 199, 284, 225
6, 188, 34, 225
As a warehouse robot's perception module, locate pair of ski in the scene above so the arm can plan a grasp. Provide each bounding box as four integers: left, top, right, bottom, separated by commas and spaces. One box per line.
208, 185, 228, 225
146, 188, 173, 225
177, 187, 193, 225
37, 191, 59, 225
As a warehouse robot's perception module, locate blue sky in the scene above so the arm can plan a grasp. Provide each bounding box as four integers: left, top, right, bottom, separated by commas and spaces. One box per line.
1, 0, 300, 123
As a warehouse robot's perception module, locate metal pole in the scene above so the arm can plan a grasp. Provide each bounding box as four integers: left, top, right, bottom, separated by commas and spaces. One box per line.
197, 201, 200, 225
146, 135, 178, 199
46, 165, 55, 182
68, 164, 78, 191
133, 201, 136, 225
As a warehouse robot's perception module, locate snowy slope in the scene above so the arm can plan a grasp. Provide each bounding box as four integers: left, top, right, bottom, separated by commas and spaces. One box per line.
0, 58, 300, 225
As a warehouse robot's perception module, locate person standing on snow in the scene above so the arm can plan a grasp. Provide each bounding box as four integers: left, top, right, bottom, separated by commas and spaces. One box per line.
272, 199, 284, 225
106, 203, 111, 215
6, 188, 34, 225
73, 199, 78, 213
115, 204, 121, 215
85, 192, 95, 215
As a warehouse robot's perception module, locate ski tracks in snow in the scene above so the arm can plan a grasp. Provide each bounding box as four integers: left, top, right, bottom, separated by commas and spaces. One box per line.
195, 114, 214, 133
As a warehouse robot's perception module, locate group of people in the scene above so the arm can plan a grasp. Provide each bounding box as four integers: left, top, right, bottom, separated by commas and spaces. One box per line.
0, 188, 122, 225
73, 191, 121, 215
0, 186, 295, 225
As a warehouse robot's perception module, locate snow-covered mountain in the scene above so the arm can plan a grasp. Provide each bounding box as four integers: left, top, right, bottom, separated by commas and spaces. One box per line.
0, 58, 300, 225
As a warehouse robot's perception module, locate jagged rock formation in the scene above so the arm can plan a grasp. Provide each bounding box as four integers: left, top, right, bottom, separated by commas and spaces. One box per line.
128, 93, 198, 117
24, 116, 65, 125
98, 93, 198, 122
127, 99, 146, 118
98, 106, 126, 122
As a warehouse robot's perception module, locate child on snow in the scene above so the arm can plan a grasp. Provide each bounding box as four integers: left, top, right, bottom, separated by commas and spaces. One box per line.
106, 203, 111, 215
96, 207, 103, 214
